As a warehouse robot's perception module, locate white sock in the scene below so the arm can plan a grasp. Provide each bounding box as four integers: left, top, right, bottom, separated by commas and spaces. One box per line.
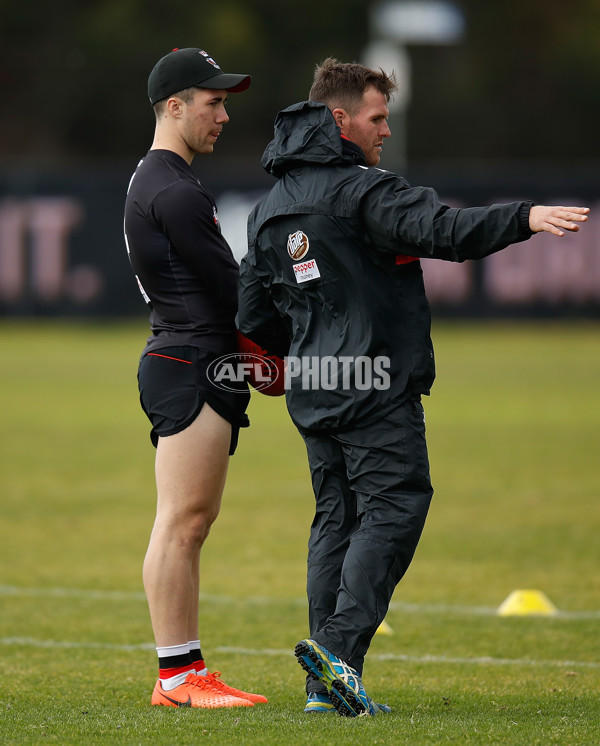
157, 642, 194, 691
188, 639, 208, 676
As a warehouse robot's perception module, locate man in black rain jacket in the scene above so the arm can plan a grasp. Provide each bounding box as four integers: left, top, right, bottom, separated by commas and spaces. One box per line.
237, 58, 588, 716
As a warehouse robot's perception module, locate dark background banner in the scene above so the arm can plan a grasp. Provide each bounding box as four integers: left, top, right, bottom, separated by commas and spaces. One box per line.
1, 163, 597, 319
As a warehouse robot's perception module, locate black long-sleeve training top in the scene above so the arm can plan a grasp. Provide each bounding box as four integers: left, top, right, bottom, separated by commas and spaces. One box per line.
124, 149, 240, 355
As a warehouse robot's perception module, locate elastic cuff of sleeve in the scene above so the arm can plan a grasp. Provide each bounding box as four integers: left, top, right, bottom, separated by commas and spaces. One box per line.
519, 201, 535, 235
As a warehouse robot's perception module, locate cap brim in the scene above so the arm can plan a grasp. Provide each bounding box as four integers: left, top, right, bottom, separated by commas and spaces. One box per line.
201, 73, 251, 93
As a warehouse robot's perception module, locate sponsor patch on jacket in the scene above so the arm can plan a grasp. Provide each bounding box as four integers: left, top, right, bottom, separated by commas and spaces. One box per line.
293, 258, 320, 284
287, 230, 310, 260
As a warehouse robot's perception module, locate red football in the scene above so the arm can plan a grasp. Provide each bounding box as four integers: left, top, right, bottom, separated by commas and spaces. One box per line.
236, 331, 285, 397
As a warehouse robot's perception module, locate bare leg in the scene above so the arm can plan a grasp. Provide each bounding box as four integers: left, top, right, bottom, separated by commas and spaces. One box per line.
143, 403, 231, 648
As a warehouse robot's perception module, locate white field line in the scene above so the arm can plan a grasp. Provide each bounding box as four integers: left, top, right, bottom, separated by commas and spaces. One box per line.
1, 585, 598, 670
1, 583, 599, 620
0, 637, 598, 671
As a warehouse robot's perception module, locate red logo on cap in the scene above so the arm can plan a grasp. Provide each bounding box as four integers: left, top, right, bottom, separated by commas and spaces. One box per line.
199, 50, 221, 69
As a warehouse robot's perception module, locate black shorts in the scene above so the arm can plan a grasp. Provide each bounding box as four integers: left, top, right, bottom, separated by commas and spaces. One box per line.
137, 346, 250, 455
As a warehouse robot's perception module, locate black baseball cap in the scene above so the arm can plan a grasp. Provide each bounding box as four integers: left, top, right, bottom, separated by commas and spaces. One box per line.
148, 48, 251, 105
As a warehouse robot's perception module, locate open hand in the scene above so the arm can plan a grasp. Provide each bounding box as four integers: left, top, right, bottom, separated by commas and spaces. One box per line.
529, 205, 590, 236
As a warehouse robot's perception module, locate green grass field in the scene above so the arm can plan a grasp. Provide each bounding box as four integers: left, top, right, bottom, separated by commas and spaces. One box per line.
1, 320, 599, 745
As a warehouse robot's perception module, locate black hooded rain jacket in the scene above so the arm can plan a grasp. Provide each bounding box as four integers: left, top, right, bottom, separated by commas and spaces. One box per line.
237, 101, 533, 433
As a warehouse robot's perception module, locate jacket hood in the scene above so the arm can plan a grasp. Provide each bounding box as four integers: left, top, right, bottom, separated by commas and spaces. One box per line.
261, 101, 352, 177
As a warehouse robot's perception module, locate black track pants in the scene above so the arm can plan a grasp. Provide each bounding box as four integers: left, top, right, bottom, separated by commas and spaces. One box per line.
302, 399, 433, 690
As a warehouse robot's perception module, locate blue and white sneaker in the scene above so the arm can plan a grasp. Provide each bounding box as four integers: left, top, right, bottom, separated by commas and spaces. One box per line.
304, 692, 336, 713
294, 639, 377, 717
304, 690, 392, 715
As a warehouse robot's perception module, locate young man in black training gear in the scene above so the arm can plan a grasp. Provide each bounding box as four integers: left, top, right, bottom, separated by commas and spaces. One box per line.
124, 47, 267, 708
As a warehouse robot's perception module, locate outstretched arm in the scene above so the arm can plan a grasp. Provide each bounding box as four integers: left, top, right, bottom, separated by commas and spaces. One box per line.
529, 205, 590, 236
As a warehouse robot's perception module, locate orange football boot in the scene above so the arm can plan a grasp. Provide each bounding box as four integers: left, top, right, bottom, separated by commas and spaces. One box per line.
202, 671, 268, 704
151, 672, 254, 708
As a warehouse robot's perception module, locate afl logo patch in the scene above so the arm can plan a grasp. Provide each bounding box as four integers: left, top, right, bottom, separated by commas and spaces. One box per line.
287, 230, 309, 261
